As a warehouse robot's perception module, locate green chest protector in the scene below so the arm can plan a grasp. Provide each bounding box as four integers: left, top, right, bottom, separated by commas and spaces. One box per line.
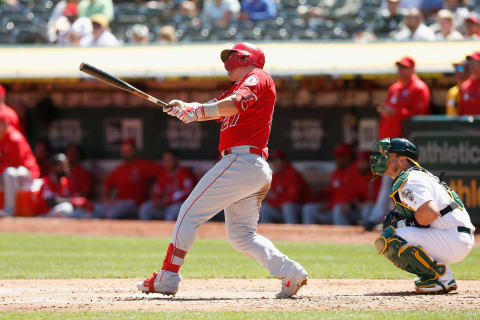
389, 166, 464, 221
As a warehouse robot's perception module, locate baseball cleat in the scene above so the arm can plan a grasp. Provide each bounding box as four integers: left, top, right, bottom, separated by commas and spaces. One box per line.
137, 270, 181, 296
415, 278, 457, 294
275, 268, 308, 299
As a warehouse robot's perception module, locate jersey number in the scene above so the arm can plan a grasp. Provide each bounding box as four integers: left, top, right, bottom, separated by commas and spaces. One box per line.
221, 115, 240, 131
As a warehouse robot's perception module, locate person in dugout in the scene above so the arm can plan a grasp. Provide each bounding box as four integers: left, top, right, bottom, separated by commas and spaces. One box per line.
259, 150, 311, 224
138, 150, 197, 220
98, 138, 159, 219
302, 143, 355, 225
37, 153, 92, 218
0, 112, 39, 216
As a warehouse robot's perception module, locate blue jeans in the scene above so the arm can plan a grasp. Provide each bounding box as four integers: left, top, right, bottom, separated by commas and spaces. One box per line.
138, 201, 182, 220
94, 200, 138, 219
301, 203, 332, 224
259, 202, 302, 224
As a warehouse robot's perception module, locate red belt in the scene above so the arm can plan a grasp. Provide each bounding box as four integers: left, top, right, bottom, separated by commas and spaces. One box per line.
222, 147, 264, 158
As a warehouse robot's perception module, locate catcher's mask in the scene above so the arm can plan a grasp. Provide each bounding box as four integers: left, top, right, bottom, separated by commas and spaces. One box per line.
369, 137, 420, 176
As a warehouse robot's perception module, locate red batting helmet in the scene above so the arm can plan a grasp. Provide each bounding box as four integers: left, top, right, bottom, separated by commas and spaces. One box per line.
220, 43, 265, 71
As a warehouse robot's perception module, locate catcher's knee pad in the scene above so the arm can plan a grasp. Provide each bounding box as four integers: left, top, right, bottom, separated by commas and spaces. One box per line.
374, 227, 445, 280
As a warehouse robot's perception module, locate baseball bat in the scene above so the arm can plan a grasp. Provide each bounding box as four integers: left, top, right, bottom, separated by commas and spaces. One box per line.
79, 63, 168, 108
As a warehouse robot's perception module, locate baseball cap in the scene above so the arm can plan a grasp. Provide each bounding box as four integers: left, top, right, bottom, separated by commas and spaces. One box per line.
465, 14, 480, 25
0, 85, 5, 99
90, 14, 109, 28
270, 150, 288, 161
63, 3, 78, 17
396, 56, 415, 68
334, 144, 353, 158
466, 51, 480, 61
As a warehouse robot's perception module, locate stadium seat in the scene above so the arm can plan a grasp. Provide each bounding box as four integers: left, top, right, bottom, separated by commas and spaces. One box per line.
263, 28, 290, 40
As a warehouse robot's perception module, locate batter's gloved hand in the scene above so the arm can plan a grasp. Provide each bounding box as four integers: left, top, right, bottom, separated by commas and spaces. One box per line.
166, 100, 204, 123
164, 100, 185, 117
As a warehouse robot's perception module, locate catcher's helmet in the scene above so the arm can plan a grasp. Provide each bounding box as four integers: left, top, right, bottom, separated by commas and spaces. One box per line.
369, 137, 419, 176
390, 138, 419, 160
220, 43, 265, 71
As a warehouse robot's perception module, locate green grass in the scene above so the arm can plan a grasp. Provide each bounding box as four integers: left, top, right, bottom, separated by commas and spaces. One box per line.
0, 233, 478, 280
1, 311, 479, 320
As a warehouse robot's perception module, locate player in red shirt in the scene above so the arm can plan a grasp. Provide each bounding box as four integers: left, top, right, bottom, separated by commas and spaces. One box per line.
372, 57, 430, 228
0, 112, 39, 215
33, 140, 52, 178
259, 150, 311, 224
302, 144, 356, 225
100, 139, 159, 219
377, 57, 430, 139
347, 151, 382, 230
138, 43, 308, 299
0, 85, 21, 133
139, 150, 196, 220
37, 153, 92, 218
65, 144, 92, 197
458, 51, 480, 115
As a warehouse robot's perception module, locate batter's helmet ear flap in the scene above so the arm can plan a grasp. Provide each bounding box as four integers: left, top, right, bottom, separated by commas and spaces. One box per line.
220, 43, 265, 71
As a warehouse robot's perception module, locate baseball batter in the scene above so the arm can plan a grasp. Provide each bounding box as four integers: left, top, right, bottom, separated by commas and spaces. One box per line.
370, 137, 475, 294
137, 43, 308, 298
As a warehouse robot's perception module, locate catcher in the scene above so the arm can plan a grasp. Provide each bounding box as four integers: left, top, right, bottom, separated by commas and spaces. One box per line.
370, 137, 475, 294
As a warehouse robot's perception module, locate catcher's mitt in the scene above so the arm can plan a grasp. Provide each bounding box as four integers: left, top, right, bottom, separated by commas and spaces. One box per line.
383, 210, 427, 230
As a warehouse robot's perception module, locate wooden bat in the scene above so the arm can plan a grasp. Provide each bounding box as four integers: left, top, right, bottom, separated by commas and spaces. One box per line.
79, 62, 168, 108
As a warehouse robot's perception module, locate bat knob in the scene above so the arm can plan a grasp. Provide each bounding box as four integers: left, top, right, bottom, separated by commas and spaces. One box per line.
79, 62, 85, 71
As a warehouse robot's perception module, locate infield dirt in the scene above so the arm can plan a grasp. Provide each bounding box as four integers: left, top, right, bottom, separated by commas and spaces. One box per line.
1, 218, 479, 312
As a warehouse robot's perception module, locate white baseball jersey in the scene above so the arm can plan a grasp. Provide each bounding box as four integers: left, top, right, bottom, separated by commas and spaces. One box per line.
397, 170, 475, 231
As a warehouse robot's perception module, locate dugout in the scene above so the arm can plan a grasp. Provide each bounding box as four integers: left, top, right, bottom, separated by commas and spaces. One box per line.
0, 41, 479, 222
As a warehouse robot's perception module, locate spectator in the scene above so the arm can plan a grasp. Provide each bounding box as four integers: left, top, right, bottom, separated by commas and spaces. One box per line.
434, 9, 463, 40
372, 0, 405, 38
139, 150, 196, 220
349, 151, 381, 230
78, 0, 114, 22
370, 56, 430, 227
0, 112, 39, 216
61, 2, 93, 45
458, 51, 480, 116
260, 150, 311, 224
156, 25, 178, 44
302, 144, 355, 225
173, 0, 199, 23
239, 0, 276, 21
65, 144, 92, 197
0, 0, 24, 11
446, 60, 469, 116
79, 14, 118, 46
99, 139, 159, 219
463, 14, 480, 39
33, 140, 52, 178
421, 0, 443, 18
320, 0, 362, 18
444, 0, 470, 32
127, 24, 150, 44
393, 9, 436, 41
0, 85, 21, 133
47, 0, 79, 43
202, 0, 240, 27
36, 153, 91, 218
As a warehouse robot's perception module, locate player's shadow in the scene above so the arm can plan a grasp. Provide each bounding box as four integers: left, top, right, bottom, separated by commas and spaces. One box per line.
364, 291, 421, 297
122, 296, 286, 302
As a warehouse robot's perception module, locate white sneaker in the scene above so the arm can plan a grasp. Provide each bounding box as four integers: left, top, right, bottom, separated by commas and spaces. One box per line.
275, 267, 308, 299
415, 278, 457, 294
137, 270, 181, 296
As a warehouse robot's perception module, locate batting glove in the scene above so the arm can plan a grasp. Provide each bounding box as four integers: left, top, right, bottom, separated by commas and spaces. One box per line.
164, 100, 185, 116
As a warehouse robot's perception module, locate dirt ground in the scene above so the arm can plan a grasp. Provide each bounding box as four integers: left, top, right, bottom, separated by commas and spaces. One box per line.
1, 218, 479, 312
